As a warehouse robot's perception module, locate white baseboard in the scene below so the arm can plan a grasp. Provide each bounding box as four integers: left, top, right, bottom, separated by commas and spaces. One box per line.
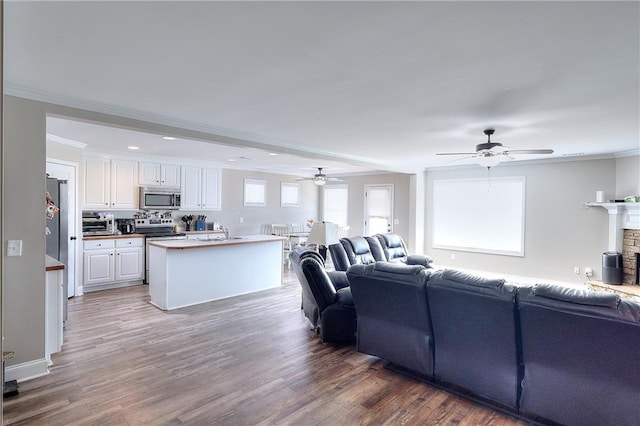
6, 358, 50, 383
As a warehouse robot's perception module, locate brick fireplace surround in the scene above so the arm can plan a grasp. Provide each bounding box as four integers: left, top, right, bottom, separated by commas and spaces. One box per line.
622, 229, 640, 284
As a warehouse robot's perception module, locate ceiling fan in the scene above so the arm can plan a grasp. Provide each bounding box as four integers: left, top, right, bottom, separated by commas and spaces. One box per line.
296, 167, 343, 186
436, 129, 554, 167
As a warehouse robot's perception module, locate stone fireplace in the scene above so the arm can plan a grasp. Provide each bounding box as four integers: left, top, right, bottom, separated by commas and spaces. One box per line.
622, 229, 640, 284
590, 202, 640, 285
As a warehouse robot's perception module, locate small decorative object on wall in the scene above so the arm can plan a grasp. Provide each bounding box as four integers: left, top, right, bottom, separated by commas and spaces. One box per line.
281, 182, 300, 207
244, 179, 266, 207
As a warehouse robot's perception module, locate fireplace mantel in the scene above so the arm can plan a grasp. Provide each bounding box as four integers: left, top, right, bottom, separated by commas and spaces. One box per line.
587, 202, 640, 252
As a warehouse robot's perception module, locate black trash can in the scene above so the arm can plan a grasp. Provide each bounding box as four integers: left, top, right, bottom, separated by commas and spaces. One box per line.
602, 252, 623, 285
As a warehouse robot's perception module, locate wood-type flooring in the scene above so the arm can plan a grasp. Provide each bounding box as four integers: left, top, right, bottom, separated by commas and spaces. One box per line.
3, 268, 529, 425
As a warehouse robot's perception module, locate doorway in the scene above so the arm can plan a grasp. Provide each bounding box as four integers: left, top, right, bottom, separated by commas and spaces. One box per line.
46, 160, 78, 298
364, 184, 394, 236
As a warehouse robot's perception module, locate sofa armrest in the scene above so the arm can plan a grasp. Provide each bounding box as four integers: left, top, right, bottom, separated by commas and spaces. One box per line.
406, 254, 434, 268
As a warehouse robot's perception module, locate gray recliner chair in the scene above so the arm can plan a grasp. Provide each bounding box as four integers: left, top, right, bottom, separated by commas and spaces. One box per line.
347, 262, 435, 377
517, 284, 640, 425
375, 233, 433, 268
426, 269, 521, 410
289, 247, 356, 343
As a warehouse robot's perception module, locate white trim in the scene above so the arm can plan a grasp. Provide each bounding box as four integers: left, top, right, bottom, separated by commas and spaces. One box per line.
5, 358, 50, 383
46, 133, 87, 149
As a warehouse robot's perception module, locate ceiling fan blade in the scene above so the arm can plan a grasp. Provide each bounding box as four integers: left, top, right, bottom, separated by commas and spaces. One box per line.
504, 149, 554, 155
327, 177, 344, 181
436, 152, 478, 156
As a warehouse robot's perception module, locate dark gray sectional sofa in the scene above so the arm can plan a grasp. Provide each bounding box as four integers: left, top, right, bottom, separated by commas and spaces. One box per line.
346, 263, 640, 426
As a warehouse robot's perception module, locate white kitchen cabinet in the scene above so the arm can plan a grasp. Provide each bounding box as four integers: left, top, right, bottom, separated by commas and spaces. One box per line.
180, 166, 222, 211
201, 167, 222, 210
83, 157, 110, 209
83, 238, 143, 292
110, 159, 138, 209
139, 162, 180, 187
115, 239, 144, 281
83, 157, 138, 209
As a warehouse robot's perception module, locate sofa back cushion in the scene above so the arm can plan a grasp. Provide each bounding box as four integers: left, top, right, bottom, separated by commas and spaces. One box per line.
426, 269, 520, 409
517, 285, 640, 425
347, 262, 435, 377
376, 233, 409, 261
341, 236, 377, 266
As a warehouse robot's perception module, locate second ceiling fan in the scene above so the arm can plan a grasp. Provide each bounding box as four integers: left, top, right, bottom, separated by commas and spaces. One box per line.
296, 167, 343, 186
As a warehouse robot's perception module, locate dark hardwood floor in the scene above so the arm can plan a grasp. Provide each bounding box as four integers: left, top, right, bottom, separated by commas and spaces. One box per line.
3, 268, 529, 425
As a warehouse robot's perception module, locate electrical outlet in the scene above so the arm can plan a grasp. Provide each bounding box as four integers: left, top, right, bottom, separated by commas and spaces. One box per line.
585, 267, 593, 278
450, 254, 456, 261
7, 240, 23, 257
574, 266, 580, 275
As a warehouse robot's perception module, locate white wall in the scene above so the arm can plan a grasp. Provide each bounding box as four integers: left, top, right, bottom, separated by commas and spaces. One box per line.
615, 154, 640, 198
4, 96, 49, 378
425, 159, 617, 284
179, 168, 318, 236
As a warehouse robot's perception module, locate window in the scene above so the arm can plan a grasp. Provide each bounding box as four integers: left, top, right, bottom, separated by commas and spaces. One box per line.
244, 179, 266, 207
280, 182, 300, 207
432, 177, 526, 256
323, 184, 348, 226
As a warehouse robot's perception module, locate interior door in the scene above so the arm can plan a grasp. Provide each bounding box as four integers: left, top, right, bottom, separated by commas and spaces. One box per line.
46, 160, 78, 297
364, 184, 394, 236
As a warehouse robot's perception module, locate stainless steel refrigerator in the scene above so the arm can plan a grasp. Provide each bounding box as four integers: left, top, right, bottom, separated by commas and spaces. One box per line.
46, 177, 69, 325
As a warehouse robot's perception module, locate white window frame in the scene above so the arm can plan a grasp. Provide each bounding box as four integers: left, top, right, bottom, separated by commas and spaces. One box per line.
244, 179, 266, 207
322, 184, 349, 226
280, 182, 300, 207
432, 176, 526, 256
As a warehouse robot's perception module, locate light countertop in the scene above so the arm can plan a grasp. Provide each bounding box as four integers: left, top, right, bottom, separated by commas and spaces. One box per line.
46, 255, 65, 271
148, 234, 286, 250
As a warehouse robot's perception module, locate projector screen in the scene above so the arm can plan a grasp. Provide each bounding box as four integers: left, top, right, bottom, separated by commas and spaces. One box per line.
432, 176, 525, 256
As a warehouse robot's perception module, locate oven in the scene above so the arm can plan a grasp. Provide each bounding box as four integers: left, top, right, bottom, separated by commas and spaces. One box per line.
134, 218, 187, 283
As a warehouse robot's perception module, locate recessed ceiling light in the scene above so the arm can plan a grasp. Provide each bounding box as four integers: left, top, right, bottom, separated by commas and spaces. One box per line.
162, 136, 176, 141
128, 146, 139, 150
227, 158, 236, 162
267, 152, 278, 156
562, 153, 585, 157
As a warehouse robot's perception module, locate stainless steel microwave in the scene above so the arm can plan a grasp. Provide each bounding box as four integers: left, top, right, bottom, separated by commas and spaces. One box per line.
139, 187, 181, 210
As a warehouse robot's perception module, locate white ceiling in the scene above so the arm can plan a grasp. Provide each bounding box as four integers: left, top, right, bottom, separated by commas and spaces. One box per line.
5, 1, 639, 175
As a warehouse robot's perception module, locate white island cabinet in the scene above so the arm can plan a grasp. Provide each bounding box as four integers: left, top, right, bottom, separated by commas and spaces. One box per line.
148, 235, 285, 310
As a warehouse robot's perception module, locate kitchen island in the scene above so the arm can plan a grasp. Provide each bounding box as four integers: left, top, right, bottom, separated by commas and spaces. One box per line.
147, 235, 286, 310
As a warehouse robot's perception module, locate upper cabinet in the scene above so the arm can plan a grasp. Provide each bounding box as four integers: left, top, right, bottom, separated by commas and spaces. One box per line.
139, 162, 180, 187
83, 157, 138, 209
180, 166, 221, 211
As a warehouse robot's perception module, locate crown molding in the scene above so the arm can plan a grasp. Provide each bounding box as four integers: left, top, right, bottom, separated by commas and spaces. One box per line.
614, 148, 640, 158
46, 133, 87, 149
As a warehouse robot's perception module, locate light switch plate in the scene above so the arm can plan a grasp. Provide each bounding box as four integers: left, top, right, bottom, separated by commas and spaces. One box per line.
7, 240, 23, 256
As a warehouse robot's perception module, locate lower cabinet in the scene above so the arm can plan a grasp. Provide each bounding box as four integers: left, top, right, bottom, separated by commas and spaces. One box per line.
83, 237, 144, 292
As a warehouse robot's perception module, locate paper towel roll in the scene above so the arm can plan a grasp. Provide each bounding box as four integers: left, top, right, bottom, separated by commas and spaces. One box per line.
596, 190, 605, 203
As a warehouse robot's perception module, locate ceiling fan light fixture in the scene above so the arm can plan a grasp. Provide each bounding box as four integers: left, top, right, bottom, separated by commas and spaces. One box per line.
476, 155, 502, 168
313, 175, 327, 186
